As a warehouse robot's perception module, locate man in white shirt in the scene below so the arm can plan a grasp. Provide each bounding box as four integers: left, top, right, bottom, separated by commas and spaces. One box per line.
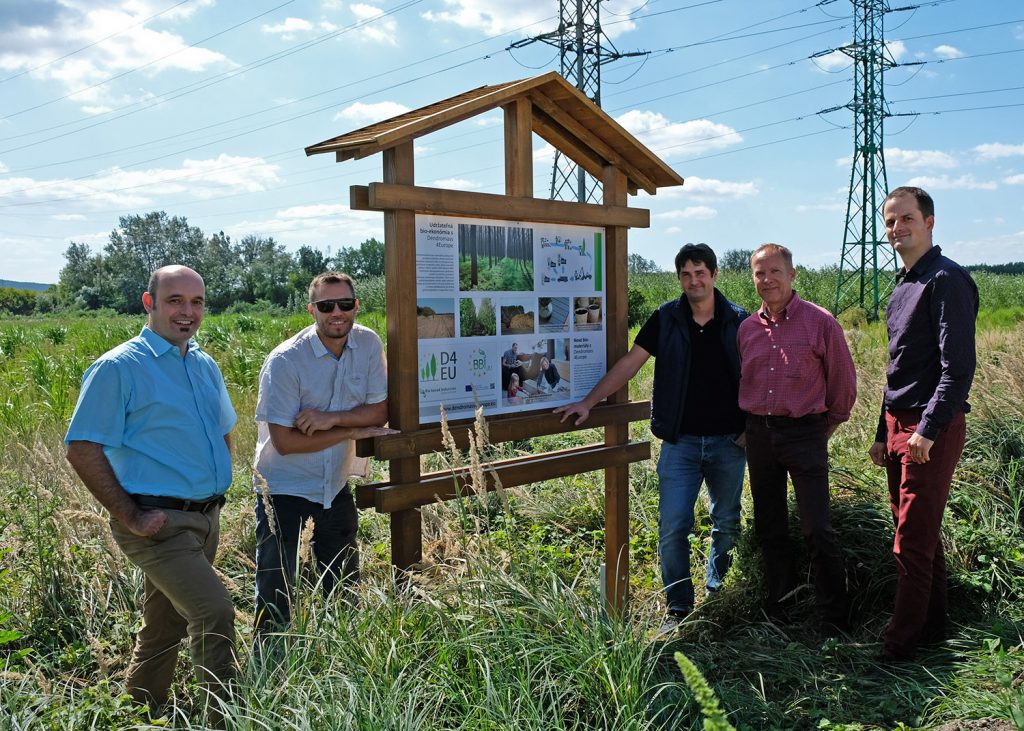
253, 271, 391, 634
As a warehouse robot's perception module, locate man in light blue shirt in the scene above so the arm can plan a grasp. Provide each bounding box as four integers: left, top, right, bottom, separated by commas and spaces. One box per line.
65, 265, 236, 716
253, 271, 391, 635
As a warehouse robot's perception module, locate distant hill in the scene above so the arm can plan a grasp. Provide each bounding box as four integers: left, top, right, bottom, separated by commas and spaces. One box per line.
0, 279, 52, 292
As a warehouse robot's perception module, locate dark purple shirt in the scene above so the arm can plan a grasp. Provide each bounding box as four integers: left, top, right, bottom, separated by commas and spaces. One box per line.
875, 245, 979, 442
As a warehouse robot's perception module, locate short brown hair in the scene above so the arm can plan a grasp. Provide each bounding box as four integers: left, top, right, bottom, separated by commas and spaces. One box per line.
885, 186, 934, 219
308, 271, 355, 302
751, 243, 793, 269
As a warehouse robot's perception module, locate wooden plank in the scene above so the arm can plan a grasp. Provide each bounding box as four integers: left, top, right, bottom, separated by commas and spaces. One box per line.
382, 142, 423, 571
539, 78, 686, 189
375, 441, 650, 513
503, 98, 533, 197
350, 185, 370, 210
602, 165, 631, 617
528, 92, 657, 194
531, 108, 607, 183
355, 400, 651, 460
369, 76, 556, 154
363, 182, 649, 229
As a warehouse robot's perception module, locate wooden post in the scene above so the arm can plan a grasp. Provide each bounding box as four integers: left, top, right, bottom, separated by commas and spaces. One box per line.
602, 165, 630, 616
503, 98, 533, 197
383, 141, 422, 571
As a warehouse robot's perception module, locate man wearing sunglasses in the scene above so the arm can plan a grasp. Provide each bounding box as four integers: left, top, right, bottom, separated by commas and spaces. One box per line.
252, 271, 392, 640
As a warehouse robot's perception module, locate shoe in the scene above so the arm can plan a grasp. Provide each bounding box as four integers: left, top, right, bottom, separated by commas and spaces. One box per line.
655, 608, 692, 638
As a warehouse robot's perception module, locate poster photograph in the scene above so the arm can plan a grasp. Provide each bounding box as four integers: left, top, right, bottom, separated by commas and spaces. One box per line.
415, 214, 606, 424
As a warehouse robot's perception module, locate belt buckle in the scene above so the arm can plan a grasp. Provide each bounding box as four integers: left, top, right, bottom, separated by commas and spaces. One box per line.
181, 499, 194, 511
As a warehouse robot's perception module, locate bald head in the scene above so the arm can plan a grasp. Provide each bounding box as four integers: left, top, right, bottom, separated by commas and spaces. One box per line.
148, 265, 204, 301
142, 265, 206, 355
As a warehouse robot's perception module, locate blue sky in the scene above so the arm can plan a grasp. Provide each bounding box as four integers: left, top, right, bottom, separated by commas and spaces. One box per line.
1, 0, 1021, 284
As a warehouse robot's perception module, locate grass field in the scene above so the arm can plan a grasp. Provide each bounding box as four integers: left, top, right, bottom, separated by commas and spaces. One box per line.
1, 272, 1023, 730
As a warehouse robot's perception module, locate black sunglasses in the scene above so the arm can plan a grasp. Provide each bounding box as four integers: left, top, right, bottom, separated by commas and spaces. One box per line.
312, 298, 356, 313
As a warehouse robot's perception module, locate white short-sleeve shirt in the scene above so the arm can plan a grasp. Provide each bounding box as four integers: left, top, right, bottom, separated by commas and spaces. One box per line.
253, 323, 387, 507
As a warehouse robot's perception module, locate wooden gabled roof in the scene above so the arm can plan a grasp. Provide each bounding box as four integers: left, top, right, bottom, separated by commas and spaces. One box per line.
305, 71, 684, 195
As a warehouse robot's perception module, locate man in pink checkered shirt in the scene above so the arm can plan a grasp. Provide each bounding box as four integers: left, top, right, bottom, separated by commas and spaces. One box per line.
738, 243, 857, 632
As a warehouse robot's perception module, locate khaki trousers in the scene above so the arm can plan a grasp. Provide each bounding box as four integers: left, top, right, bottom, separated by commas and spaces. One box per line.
110, 504, 236, 709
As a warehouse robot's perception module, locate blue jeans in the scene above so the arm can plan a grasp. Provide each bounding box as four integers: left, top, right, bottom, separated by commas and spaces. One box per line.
656, 434, 746, 613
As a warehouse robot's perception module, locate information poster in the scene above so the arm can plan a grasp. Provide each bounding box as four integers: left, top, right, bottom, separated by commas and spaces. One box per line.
415, 214, 607, 424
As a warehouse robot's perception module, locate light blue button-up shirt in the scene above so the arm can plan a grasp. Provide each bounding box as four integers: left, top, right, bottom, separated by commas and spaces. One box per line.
254, 323, 387, 507
65, 326, 236, 500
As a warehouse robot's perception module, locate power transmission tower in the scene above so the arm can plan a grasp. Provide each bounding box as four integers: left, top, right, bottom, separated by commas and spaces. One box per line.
510, 1, 647, 203
829, 0, 899, 319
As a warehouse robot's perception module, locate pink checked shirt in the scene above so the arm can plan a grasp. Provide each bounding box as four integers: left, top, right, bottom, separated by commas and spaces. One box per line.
737, 292, 857, 425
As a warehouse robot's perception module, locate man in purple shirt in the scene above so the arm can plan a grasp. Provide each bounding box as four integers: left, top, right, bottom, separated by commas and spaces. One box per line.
869, 186, 978, 662
738, 243, 857, 631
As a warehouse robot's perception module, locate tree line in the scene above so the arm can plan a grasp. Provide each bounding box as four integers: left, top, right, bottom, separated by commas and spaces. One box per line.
46, 211, 384, 314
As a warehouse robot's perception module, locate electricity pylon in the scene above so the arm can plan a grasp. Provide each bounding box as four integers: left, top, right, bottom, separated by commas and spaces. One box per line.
827, 0, 899, 319
510, 1, 647, 203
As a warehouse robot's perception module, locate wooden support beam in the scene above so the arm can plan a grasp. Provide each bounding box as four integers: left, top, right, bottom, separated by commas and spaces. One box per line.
603, 164, 631, 618
351, 183, 649, 229
503, 98, 533, 197
528, 92, 658, 194
530, 107, 607, 183
373, 441, 650, 513
383, 142, 423, 572
355, 400, 651, 460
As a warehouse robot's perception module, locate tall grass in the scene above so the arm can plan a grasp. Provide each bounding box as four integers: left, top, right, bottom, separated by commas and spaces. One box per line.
2, 287, 1024, 728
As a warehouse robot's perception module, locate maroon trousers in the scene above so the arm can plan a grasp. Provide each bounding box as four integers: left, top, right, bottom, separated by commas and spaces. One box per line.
883, 409, 966, 658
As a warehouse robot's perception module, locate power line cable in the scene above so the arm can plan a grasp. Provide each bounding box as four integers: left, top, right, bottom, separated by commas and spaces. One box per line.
0, 6, 552, 163
0, 0, 299, 122
0, 0, 195, 84
0, 0, 432, 146
604, 21, 845, 100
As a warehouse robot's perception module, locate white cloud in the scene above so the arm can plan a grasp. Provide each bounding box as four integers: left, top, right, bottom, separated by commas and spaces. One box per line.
655, 206, 717, 221
415, 0, 657, 38
333, 100, 410, 124
677, 176, 757, 199
0, 1, 230, 110
319, 21, 340, 32
0, 161, 8, 173
475, 113, 502, 127
52, 213, 87, 221
933, 44, 963, 59
942, 231, 1024, 267
886, 40, 907, 61
811, 50, 850, 72
351, 4, 398, 45
1005, 174, 1024, 185
664, 226, 682, 235
886, 147, 957, 170
973, 143, 1024, 159
421, 0, 556, 36
795, 202, 845, 213
0, 154, 281, 209
262, 17, 314, 38
533, 144, 555, 163
228, 204, 382, 243
615, 110, 742, 155
904, 174, 998, 191
432, 178, 481, 191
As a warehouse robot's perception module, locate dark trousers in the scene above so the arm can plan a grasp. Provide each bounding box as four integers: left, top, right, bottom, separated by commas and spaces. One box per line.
746, 414, 849, 623
254, 487, 359, 633
883, 409, 966, 658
